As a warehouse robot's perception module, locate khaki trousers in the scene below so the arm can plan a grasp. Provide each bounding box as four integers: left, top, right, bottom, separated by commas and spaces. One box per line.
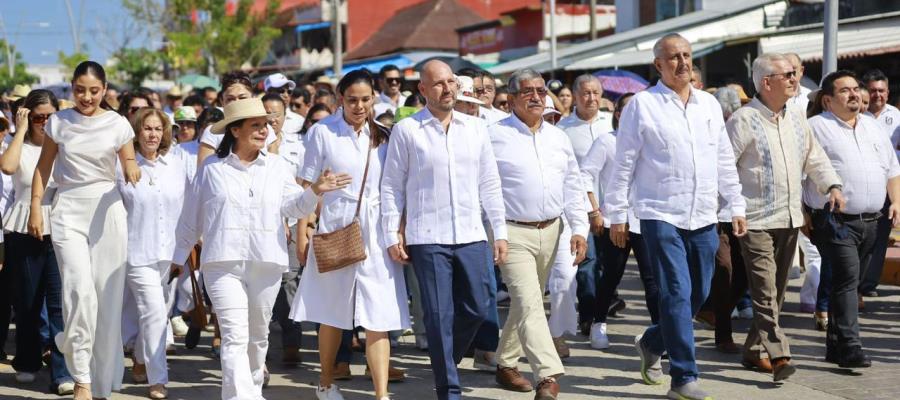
740, 228, 799, 360
497, 219, 565, 380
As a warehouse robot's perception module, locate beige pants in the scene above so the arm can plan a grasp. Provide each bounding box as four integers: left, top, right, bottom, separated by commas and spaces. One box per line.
497, 219, 565, 380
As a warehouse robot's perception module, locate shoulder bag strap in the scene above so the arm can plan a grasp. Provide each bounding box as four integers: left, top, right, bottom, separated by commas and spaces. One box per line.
353, 144, 373, 219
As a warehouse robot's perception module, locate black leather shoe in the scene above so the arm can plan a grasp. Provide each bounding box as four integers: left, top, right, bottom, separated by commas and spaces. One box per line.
185, 325, 202, 349
838, 346, 872, 369
825, 344, 838, 364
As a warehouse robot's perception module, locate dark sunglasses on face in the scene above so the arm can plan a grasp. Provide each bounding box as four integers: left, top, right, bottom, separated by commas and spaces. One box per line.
385, 77, 403, 85
767, 70, 797, 80
30, 113, 51, 123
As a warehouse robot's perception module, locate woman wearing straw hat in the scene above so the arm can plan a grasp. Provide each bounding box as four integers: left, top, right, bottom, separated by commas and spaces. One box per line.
117, 107, 191, 399
173, 98, 351, 400
289, 69, 409, 400
28, 61, 141, 400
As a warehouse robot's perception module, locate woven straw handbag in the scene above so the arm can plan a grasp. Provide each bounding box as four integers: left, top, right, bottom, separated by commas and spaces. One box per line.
312, 146, 372, 273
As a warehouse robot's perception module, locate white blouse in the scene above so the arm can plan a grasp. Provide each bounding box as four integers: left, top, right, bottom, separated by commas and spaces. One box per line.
45, 109, 135, 196
173, 150, 319, 269
118, 151, 190, 266
2, 142, 54, 234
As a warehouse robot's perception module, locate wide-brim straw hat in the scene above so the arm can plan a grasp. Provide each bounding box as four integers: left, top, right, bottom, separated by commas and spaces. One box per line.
210, 98, 268, 134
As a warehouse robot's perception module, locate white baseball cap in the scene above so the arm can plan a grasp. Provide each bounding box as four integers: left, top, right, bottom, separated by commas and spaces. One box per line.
543, 95, 560, 116
264, 73, 296, 92
455, 75, 484, 105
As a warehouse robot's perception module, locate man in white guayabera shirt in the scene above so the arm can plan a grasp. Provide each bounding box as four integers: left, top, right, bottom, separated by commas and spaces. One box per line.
604, 33, 747, 400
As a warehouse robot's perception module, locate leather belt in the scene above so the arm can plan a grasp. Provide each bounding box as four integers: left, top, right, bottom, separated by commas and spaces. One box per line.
507, 217, 559, 229
835, 212, 881, 222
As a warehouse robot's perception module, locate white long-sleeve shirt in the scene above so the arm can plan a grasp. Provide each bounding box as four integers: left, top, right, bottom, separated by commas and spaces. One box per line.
490, 114, 589, 238
604, 80, 746, 230
118, 151, 190, 266
173, 150, 319, 268
557, 110, 614, 168
804, 112, 900, 214
381, 108, 507, 247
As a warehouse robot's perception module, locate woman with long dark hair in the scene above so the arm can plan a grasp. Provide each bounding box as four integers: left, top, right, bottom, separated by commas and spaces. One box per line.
0, 89, 75, 395
28, 61, 141, 400
174, 98, 350, 400
289, 69, 409, 400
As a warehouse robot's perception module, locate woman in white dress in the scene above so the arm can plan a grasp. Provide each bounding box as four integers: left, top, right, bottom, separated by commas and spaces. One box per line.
290, 69, 410, 400
118, 108, 191, 399
173, 98, 350, 400
0, 89, 76, 395
28, 61, 142, 400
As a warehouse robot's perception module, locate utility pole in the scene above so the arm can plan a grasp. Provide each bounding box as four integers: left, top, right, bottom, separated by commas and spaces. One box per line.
589, 0, 597, 40
822, 0, 838, 75
549, 0, 557, 78
63, 0, 82, 53
333, 0, 343, 79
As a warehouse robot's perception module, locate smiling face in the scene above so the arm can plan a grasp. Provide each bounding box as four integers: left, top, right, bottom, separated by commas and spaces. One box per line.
654, 36, 693, 90
72, 74, 107, 116
138, 114, 164, 156
230, 116, 269, 153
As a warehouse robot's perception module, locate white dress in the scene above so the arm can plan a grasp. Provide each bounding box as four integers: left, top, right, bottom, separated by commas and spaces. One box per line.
289, 112, 410, 331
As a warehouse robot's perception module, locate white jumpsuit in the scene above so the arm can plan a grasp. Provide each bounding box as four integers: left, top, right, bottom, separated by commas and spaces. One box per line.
290, 113, 410, 332
45, 108, 134, 398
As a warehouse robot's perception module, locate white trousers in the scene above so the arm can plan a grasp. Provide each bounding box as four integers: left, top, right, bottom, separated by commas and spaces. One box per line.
799, 233, 822, 307
548, 224, 578, 338
127, 261, 172, 385
203, 260, 282, 400
50, 190, 127, 398
123, 285, 174, 352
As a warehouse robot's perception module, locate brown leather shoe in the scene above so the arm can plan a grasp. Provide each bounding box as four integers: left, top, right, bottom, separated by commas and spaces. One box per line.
772, 357, 796, 382
741, 356, 773, 373
365, 365, 406, 382
552, 337, 570, 359
132, 362, 148, 383
534, 377, 560, 400
282, 346, 301, 365
715, 341, 740, 354
496, 366, 533, 392
333, 362, 352, 380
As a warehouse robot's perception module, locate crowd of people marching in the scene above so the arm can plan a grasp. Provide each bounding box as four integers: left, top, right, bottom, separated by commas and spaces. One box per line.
0, 32, 899, 400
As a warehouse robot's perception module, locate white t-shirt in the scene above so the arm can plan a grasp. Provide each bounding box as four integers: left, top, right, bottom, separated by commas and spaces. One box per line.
46, 109, 135, 196
199, 124, 277, 150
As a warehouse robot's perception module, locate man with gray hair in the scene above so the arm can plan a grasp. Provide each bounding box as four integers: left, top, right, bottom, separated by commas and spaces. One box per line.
728, 53, 843, 382
784, 53, 812, 112
605, 33, 747, 400
490, 68, 588, 400
556, 73, 613, 336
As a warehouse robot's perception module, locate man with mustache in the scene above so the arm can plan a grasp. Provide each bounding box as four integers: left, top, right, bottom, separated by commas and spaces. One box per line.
381, 60, 508, 400
727, 53, 843, 382
488, 69, 588, 400
804, 70, 900, 369
605, 33, 747, 400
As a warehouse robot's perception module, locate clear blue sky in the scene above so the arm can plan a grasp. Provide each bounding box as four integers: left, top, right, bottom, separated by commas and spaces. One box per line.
0, 0, 151, 65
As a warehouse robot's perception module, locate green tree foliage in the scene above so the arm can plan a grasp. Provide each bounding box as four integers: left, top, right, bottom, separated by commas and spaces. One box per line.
111, 48, 161, 88
57, 50, 90, 76
125, 0, 281, 74
0, 40, 37, 90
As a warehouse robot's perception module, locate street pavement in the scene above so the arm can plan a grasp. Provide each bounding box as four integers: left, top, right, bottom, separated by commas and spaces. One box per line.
2, 265, 898, 399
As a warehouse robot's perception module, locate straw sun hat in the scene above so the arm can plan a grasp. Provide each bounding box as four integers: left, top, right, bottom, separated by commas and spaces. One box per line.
210, 98, 269, 134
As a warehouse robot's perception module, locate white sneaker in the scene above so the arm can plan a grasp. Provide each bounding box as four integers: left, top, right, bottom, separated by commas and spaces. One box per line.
473, 349, 498, 372
56, 380, 75, 395
171, 316, 189, 337
316, 384, 345, 400
15, 372, 36, 383
590, 322, 610, 349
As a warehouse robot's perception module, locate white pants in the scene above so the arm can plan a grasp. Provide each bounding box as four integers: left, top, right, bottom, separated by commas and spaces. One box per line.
799, 233, 822, 307
50, 190, 127, 398
127, 261, 172, 385
203, 261, 282, 400
548, 224, 578, 338
123, 284, 174, 352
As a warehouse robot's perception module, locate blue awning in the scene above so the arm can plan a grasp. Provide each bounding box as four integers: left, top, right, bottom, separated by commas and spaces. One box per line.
295, 21, 331, 33
324, 51, 457, 76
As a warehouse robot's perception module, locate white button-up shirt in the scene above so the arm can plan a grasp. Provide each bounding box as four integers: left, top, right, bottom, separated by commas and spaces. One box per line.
279, 132, 307, 170
491, 114, 589, 238
804, 112, 900, 214
374, 92, 408, 117
558, 110, 614, 168
174, 150, 319, 268
118, 152, 190, 266
480, 106, 509, 125
605, 80, 746, 230
381, 108, 507, 247
284, 109, 306, 135
868, 104, 900, 159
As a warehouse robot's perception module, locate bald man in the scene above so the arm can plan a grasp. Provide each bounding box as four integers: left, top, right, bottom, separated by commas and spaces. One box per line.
381, 60, 508, 400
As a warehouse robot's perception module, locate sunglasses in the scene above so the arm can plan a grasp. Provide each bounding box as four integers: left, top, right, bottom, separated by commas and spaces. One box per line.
385, 77, 403, 85
767, 70, 797, 80
30, 113, 52, 123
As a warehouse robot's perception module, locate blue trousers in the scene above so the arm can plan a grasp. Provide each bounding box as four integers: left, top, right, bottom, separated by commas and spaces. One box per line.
408, 241, 493, 400
471, 264, 499, 352
7, 232, 72, 387
640, 221, 717, 388
575, 236, 600, 324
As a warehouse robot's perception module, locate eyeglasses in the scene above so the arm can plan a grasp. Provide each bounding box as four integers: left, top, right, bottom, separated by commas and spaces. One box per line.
766, 70, 797, 80
384, 77, 403, 85
29, 113, 51, 123
517, 87, 548, 98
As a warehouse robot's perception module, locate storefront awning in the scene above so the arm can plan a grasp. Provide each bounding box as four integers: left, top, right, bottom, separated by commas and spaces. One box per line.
564, 40, 724, 71
759, 16, 900, 61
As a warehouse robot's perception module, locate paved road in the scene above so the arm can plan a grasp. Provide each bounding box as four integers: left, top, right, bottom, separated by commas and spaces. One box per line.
2, 266, 899, 399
